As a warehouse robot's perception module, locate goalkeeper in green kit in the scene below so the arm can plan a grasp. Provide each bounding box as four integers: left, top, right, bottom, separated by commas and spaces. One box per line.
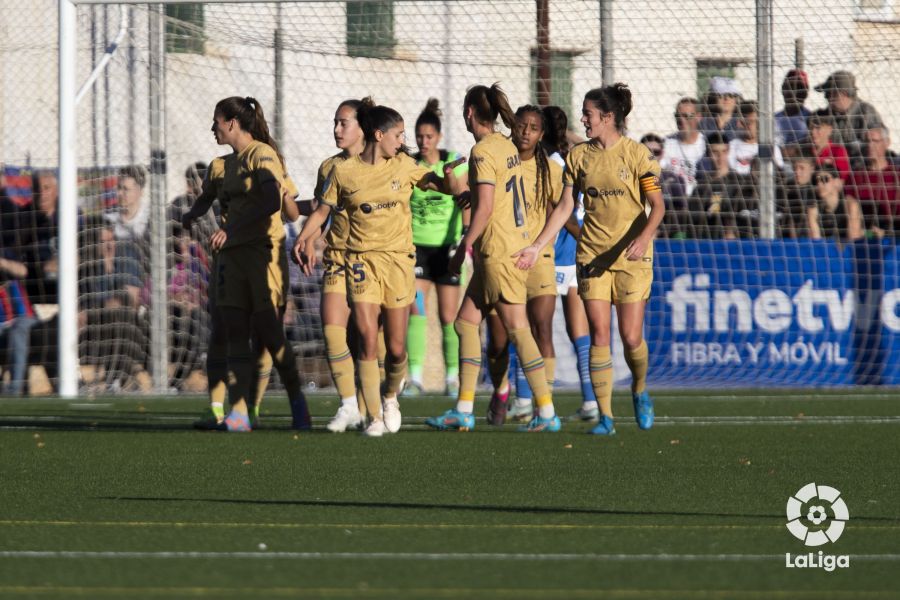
402, 98, 470, 397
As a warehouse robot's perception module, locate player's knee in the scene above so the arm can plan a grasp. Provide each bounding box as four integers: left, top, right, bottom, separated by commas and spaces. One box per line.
621, 332, 644, 352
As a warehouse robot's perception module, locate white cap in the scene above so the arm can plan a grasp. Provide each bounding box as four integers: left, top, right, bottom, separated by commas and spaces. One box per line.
710, 76, 741, 96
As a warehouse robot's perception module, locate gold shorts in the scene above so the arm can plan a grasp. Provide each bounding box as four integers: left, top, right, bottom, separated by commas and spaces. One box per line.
345, 251, 416, 308
577, 261, 653, 304
217, 244, 284, 313
467, 259, 528, 306
525, 254, 557, 299
322, 246, 348, 296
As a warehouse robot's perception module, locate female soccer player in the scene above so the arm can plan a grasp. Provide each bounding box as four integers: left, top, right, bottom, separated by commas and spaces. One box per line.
297, 98, 371, 433
515, 83, 664, 435
207, 96, 310, 432
543, 105, 599, 423
184, 151, 300, 429
483, 105, 562, 425
426, 83, 561, 433
294, 102, 461, 437
404, 98, 469, 397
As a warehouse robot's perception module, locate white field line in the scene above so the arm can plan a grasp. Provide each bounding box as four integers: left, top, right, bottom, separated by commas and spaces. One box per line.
0, 550, 898, 562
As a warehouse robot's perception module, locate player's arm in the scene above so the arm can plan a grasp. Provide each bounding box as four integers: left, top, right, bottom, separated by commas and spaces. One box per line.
292, 202, 333, 276
514, 185, 574, 269
210, 177, 281, 251
625, 178, 665, 261
416, 158, 467, 195
181, 185, 217, 230
448, 181, 493, 276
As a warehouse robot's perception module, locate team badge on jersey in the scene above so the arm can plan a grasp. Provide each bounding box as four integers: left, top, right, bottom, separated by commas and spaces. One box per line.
391, 179, 401, 191
619, 167, 629, 182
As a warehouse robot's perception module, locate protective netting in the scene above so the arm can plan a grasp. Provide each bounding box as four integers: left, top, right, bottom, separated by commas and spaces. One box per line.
1, 1, 899, 395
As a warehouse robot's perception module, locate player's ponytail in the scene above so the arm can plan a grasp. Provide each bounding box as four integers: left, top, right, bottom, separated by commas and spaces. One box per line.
584, 82, 633, 133
487, 83, 517, 139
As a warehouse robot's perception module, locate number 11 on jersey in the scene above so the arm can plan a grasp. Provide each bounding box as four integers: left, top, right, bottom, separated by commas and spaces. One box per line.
506, 175, 526, 227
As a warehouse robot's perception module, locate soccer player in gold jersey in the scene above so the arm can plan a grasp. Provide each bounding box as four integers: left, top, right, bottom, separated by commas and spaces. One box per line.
292, 98, 370, 433
294, 102, 461, 437
516, 83, 664, 435
483, 104, 563, 425
207, 96, 310, 432
426, 84, 561, 433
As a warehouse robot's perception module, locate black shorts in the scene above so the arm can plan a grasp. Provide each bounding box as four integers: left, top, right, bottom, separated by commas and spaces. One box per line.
414, 244, 459, 286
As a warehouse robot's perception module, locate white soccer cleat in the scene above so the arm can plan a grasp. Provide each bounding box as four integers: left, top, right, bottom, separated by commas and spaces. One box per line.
363, 419, 387, 437
383, 396, 402, 433
326, 405, 363, 433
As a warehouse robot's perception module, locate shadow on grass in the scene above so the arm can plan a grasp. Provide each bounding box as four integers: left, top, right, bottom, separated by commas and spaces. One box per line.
95, 495, 900, 523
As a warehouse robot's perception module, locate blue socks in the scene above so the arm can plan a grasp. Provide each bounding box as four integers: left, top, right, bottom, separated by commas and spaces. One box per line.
575, 335, 596, 402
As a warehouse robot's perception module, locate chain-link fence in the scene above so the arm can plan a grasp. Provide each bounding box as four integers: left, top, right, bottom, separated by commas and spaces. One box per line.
1, 1, 899, 396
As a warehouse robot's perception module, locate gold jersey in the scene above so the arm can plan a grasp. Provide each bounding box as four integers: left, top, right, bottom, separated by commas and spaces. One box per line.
521, 154, 563, 260
469, 132, 529, 262
564, 137, 661, 268
220, 139, 286, 248
322, 153, 430, 254
315, 152, 351, 251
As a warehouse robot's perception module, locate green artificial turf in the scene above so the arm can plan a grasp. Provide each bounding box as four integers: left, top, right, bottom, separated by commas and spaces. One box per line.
0, 391, 898, 599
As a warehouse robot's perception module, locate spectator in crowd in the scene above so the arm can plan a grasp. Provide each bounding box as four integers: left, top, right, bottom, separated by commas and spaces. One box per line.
815, 70, 884, 167
0, 236, 36, 396
642, 133, 687, 238
16, 170, 67, 390
807, 110, 850, 182
661, 97, 707, 197
78, 218, 147, 392
689, 132, 755, 239
729, 100, 784, 176
807, 164, 863, 244
699, 76, 742, 143
779, 147, 817, 238
167, 222, 208, 389
107, 165, 151, 263
775, 69, 812, 146
846, 126, 900, 237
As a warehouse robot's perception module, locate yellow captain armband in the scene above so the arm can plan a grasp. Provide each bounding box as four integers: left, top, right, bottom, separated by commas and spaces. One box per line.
639, 173, 661, 193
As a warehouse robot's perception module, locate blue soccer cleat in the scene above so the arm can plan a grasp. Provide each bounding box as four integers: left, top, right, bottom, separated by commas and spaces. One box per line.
633, 391, 655, 430
425, 409, 475, 431
518, 414, 562, 433
588, 415, 616, 436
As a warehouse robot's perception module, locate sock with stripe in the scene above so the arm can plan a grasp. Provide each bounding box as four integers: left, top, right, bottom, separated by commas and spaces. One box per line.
455, 319, 481, 414
590, 345, 614, 418
543, 356, 556, 391
385, 352, 408, 397
574, 335, 596, 409
508, 327, 554, 418
358, 359, 382, 421
377, 329, 387, 383
324, 324, 357, 401
625, 339, 649, 394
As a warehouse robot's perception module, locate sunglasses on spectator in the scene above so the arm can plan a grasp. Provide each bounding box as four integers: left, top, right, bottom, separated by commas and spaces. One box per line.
815, 175, 833, 184
674, 112, 696, 119
647, 146, 663, 157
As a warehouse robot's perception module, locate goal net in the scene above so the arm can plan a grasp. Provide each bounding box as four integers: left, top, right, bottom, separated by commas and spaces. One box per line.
1, 0, 899, 396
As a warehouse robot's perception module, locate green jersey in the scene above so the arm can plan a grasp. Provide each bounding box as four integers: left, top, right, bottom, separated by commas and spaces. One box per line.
410, 150, 468, 247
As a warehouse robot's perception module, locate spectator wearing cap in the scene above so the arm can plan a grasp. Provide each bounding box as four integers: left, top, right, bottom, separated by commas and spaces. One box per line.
699, 76, 742, 143
728, 100, 784, 177
775, 69, 811, 146
807, 110, 850, 183
815, 70, 884, 167
807, 163, 863, 243
845, 126, 900, 237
